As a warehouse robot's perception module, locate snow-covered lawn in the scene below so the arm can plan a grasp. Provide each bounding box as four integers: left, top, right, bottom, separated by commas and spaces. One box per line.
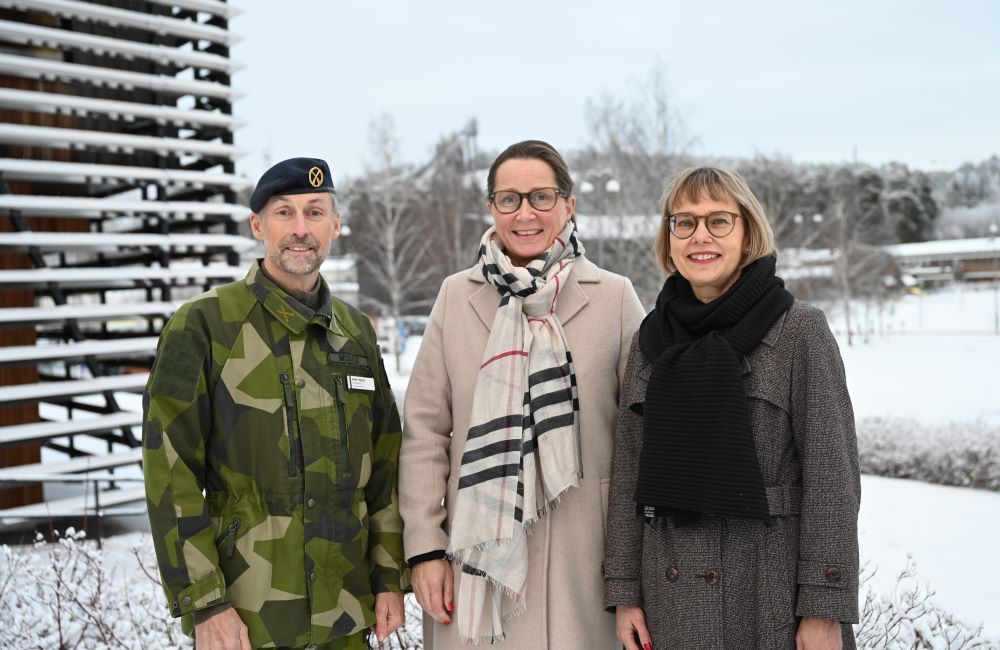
859, 474, 1000, 639
6, 283, 998, 646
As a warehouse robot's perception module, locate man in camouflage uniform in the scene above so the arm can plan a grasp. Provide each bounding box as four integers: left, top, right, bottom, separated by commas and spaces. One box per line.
143, 157, 408, 649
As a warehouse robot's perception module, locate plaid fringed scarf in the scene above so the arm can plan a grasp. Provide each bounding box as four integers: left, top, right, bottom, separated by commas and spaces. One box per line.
447, 221, 584, 644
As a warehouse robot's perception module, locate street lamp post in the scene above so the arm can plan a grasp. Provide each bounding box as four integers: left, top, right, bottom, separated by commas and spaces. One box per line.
990, 222, 998, 334
579, 174, 620, 267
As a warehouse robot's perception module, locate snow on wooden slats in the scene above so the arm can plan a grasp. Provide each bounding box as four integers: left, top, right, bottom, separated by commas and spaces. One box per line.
0, 194, 248, 219
0, 302, 178, 326
0, 158, 251, 188
0, 486, 147, 525
0, 373, 149, 404
0, 412, 143, 447
0, 123, 243, 158
0, 0, 238, 46
0, 53, 241, 100
0, 20, 240, 73
0, 231, 256, 251
0, 265, 246, 287
0, 337, 158, 366
0, 87, 243, 129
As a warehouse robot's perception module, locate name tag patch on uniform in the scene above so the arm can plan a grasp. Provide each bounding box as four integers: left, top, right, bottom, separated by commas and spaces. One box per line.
347, 375, 375, 391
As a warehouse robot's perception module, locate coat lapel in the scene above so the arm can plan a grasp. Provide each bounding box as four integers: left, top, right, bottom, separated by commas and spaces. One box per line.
466, 255, 602, 332
466, 267, 498, 331
557, 256, 599, 326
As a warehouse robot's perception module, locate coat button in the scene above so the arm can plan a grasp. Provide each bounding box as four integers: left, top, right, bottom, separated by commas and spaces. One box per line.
825, 566, 842, 583
296, 378, 306, 388
182, 596, 192, 605
665, 567, 679, 582
309, 572, 317, 582
704, 570, 720, 585
307, 497, 316, 508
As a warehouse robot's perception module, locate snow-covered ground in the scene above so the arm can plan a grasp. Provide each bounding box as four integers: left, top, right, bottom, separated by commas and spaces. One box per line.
825, 285, 1000, 425
9, 283, 1000, 644
384, 285, 1000, 641
859, 474, 1000, 639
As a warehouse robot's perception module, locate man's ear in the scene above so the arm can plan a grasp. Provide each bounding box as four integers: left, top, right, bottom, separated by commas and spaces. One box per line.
331, 211, 342, 239
250, 212, 264, 241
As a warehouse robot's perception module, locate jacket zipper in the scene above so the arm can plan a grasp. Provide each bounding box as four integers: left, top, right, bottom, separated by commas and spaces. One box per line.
333, 374, 350, 476
218, 518, 241, 558
279, 373, 301, 476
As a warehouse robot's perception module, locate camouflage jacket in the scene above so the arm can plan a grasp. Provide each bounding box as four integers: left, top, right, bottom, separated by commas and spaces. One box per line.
143, 261, 408, 648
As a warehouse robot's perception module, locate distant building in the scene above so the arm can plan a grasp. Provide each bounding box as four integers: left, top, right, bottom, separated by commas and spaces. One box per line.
884, 237, 1000, 287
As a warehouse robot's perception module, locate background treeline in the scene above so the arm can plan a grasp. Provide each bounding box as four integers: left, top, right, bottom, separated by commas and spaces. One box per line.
333, 72, 1000, 320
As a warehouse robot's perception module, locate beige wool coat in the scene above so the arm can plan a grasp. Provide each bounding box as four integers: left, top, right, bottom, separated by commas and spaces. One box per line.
399, 256, 644, 650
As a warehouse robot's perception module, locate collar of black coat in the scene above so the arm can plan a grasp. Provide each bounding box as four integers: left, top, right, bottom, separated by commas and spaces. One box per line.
244, 260, 345, 336
465, 254, 601, 331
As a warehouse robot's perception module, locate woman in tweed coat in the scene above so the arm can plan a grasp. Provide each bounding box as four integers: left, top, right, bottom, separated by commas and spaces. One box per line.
604, 166, 860, 649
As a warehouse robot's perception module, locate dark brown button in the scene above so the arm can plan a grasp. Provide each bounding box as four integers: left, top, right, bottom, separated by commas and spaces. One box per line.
665, 567, 679, 582
825, 566, 842, 583
704, 570, 720, 585
296, 378, 306, 388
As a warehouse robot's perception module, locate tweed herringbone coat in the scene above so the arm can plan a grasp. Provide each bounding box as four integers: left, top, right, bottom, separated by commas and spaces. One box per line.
400, 256, 644, 650
604, 300, 860, 649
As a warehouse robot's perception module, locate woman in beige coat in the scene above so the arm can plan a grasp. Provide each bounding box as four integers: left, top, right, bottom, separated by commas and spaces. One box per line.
399, 140, 644, 649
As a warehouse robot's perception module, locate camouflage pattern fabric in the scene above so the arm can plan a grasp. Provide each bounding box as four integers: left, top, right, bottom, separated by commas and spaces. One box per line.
143, 261, 409, 648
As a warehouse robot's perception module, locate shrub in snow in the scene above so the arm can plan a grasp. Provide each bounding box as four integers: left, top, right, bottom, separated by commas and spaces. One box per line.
3, 529, 994, 648
858, 417, 1000, 491
0, 528, 424, 649
855, 556, 991, 649
0, 528, 183, 649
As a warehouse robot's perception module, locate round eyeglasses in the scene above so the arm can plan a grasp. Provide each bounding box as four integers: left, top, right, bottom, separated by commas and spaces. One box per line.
666, 211, 742, 239
489, 187, 568, 214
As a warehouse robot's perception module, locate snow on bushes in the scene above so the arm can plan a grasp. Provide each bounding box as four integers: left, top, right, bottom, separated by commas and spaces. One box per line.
858, 417, 1000, 491
1, 529, 995, 648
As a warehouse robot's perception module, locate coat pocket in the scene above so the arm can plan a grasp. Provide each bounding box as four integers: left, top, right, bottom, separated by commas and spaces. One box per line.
760, 516, 799, 631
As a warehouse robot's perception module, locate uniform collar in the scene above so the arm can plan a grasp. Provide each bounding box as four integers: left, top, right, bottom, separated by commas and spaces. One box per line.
245, 260, 344, 336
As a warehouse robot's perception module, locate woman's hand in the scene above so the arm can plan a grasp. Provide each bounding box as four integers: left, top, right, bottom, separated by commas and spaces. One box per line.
411, 558, 454, 625
796, 616, 842, 649
616, 604, 652, 650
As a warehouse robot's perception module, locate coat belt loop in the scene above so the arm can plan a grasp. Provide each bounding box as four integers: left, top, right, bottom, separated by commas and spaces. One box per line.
766, 485, 802, 517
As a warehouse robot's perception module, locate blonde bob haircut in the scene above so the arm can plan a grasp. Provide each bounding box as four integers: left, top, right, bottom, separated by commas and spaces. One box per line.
655, 166, 777, 276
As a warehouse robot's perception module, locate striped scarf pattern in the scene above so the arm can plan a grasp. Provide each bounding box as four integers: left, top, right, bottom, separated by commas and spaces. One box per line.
447, 221, 583, 644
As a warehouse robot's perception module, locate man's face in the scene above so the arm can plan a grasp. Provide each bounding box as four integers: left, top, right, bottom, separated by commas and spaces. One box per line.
250, 193, 340, 292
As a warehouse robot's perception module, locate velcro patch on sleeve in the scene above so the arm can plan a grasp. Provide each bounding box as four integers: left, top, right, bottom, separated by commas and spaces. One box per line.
151, 330, 207, 403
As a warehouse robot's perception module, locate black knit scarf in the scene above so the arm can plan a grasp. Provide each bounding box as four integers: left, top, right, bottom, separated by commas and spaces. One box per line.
636, 256, 794, 525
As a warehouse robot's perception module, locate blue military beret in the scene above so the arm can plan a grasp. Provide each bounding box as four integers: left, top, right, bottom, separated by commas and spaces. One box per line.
250, 157, 336, 213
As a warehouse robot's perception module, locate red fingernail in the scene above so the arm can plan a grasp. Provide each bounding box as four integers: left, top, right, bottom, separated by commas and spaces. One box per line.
447, 601, 454, 612
444, 618, 451, 625
644, 643, 652, 650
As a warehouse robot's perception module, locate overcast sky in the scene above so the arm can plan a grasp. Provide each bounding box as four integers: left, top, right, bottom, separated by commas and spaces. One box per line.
229, 0, 1000, 184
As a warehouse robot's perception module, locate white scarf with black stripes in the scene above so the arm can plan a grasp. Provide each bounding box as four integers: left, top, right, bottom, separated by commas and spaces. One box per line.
447, 221, 583, 644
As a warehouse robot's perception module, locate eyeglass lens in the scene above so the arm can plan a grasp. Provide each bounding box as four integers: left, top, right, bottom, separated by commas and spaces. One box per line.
670, 212, 737, 238
492, 188, 560, 213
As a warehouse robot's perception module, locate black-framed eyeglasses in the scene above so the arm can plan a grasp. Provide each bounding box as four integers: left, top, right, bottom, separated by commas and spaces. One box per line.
666, 211, 742, 239
488, 187, 568, 214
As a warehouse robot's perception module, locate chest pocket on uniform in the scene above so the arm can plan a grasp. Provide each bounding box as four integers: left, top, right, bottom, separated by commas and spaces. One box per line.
329, 352, 376, 480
